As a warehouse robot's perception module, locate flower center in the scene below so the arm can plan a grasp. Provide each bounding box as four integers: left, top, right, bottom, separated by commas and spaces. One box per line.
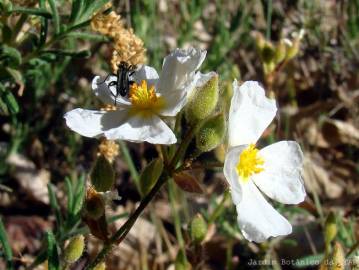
236, 144, 264, 182
129, 80, 165, 117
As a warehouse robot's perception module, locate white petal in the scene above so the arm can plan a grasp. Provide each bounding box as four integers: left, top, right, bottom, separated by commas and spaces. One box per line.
104, 114, 177, 144
154, 48, 206, 117
253, 141, 306, 204
223, 145, 248, 205
157, 47, 206, 95
132, 65, 159, 87
91, 76, 131, 106
228, 80, 277, 147
64, 108, 126, 137
236, 181, 292, 242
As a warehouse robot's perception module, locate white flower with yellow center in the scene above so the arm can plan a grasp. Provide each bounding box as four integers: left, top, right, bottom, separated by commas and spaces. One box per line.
224, 80, 306, 242
64, 47, 207, 144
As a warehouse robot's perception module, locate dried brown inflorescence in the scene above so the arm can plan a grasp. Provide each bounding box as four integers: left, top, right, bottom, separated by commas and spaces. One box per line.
91, 3, 146, 73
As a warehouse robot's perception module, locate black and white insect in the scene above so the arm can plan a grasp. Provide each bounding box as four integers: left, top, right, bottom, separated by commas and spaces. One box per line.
98, 61, 137, 105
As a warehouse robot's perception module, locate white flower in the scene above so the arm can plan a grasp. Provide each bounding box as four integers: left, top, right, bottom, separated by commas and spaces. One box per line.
223, 80, 306, 242
64, 47, 207, 144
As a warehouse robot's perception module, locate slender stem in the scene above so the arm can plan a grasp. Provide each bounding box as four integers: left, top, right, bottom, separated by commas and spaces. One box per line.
86, 123, 200, 269
85, 173, 169, 269
168, 180, 185, 249
118, 141, 140, 191
208, 190, 230, 224
266, 0, 272, 40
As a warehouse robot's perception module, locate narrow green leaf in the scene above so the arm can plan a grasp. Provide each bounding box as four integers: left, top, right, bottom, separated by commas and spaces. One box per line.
39, 0, 48, 46
47, 184, 63, 229
47, 0, 60, 34
46, 231, 60, 270
0, 45, 22, 67
139, 158, 163, 196
65, 177, 74, 214
10, 7, 52, 18
73, 175, 85, 215
77, 0, 110, 24
40, 49, 91, 58
64, 32, 109, 41
69, 0, 85, 24
1, 90, 19, 114
0, 217, 14, 270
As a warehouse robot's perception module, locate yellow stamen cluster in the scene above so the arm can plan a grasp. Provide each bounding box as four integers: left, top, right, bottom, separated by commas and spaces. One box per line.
129, 80, 164, 116
97, 139, 119, 163
236, 144, 264, 182
91, 3, 146, 73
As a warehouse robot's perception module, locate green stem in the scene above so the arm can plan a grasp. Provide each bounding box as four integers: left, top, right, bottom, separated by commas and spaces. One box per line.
168, 180, 185, 249
208, 189, 230, 224
85, 173, 169, 269
118, 141, 140, 191
266, 0, 272, 40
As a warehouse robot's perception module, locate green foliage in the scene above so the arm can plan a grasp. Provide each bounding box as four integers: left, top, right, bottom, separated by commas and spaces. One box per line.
0, 217, 13, 270
139, 158, 164, 196
46, 231, 60, 270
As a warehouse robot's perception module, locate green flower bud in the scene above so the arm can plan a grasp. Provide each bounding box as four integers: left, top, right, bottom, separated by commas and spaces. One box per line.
85, 189, 105, 220
186, 72, 219, 123
64, 235, 85, 264
261, 42, 276, 64
332, 242, 345, 270
91, 155, 115, 192
93, 262, 106, 270
175, 250, 191, 270
252, 31, 265, 50
274, 39, 287, 64
196, 113, 225, 152
286, 29, 305, 60
139, 158, 163, 196
324, 212, 337, 250
190, 214, 207, 244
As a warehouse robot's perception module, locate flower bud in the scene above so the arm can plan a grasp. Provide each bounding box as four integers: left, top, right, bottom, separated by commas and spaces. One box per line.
93, 262, 106, 270
139, 158, 163, 196
195, 113, 225, 152
85, 187, 105, 220
286, 29, 305, 60
186, 72, 219, 123
332, 242, 345, 270
260, 42, 276, 64
175, 250, 191, 270
274, 39, 287, 64
252, 31, 265, 50
63, 235, 85, 264
91, 155, 115, 192
324, 212, 337, 250
190, 214, 207, 244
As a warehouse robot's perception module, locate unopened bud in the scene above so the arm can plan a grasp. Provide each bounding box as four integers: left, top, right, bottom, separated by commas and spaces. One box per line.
332, 242, 345, 270
261, 42, 276, 64
85, 188, 105, 220
196, 113, 225, 152
275, 39, 287, 64
286, 29, 305, 60
252, 31, 265, 50
93, 262, 106, 270
325, 212, 337, 249
186, 72, 219, 123
175, 250, 191, 270
64, 235, 85, 264
190, 214, 207, 244
91, 155, 115, 192
139, 158, 163, 196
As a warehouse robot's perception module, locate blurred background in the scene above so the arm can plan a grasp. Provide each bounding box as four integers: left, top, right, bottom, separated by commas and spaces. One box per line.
0, 0, 358, 269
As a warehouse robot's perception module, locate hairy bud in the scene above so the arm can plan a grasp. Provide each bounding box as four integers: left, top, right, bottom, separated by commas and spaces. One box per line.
190, 214, 207, 244
196, 113, 226, 152
64, 235, 85, 264
324, 212, 337, 251
186, 72, 219, 123
91, 155, 115, 192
